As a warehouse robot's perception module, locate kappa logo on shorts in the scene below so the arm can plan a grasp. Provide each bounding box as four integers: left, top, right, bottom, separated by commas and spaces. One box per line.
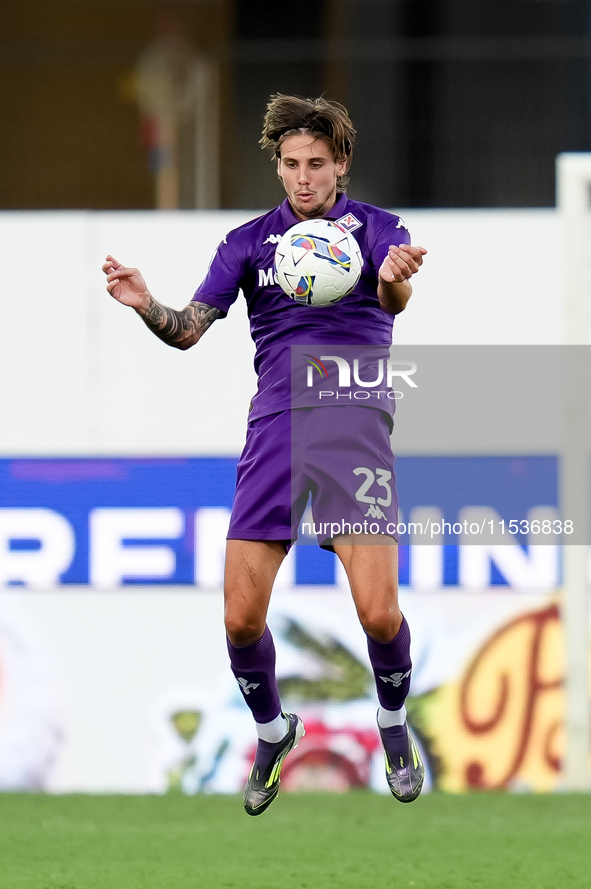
336, 213, 362, 233
364, 504, 388, 520
379, 669, 411, 687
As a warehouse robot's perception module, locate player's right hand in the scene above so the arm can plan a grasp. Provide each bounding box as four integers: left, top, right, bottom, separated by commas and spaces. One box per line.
102, 255, 151, 310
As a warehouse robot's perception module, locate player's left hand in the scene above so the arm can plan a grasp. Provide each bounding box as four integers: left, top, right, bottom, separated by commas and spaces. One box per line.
379, 244, 427, 284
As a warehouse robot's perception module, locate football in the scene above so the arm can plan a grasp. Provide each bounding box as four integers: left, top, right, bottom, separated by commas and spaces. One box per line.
274, 218, 363, 306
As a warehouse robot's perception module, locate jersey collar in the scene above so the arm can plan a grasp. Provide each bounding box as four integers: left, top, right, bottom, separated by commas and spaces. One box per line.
279, 193, 349, 228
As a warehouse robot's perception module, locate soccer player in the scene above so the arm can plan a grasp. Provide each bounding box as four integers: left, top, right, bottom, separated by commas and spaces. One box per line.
103, 94, 427, 814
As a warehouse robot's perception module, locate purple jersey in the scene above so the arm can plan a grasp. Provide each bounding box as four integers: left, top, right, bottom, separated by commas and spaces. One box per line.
191, 193, 411, 421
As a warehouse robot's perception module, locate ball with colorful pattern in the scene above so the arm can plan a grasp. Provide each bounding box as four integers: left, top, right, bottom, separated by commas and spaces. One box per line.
274, 218, 363, 307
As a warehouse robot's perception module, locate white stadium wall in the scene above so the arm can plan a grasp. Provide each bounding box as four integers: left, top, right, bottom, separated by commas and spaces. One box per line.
0, 208, 559, 457
0, 210, 581, 795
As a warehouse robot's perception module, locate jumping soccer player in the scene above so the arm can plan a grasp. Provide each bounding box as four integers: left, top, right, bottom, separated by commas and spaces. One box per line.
103, 94, 427, 815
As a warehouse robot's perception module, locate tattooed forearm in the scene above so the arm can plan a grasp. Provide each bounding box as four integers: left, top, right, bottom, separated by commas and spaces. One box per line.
139, 298, 222, 349
142, 298, 166, 327
187, 301, 223, 335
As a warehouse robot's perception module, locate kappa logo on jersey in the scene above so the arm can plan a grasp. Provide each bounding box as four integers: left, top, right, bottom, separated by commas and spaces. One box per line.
364, 504, 388, 520
336, 213, 362, 233
379, 669, 411, 687
263, 233, 282, 245
237, 677, 260, 695
396, 217, 408, 230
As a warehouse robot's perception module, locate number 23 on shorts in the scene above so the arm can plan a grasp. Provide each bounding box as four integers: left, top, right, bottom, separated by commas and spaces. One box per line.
353, 467, 393, 506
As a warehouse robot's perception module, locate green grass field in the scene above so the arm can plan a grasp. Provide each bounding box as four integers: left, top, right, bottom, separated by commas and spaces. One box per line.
1, 791, 590, 889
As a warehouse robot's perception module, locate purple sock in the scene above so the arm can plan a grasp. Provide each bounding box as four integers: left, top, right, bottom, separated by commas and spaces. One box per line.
227, 625, 282, 724
366, 616, 412, 713
251, 738, 284, 771
379, 722, 409, 766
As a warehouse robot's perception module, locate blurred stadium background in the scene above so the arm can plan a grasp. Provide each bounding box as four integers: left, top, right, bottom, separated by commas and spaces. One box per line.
3, 0, 591, 211
1, 0, 590, 823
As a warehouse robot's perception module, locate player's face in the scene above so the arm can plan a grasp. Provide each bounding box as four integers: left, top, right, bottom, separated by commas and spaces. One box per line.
277, 134, 347, 220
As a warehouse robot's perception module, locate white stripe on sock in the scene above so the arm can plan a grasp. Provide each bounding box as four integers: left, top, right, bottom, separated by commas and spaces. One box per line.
256, 713, 289, 742
377, 704, 407, 729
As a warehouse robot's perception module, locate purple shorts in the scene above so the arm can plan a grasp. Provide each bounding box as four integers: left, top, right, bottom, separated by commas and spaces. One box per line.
228, 406, 399, 548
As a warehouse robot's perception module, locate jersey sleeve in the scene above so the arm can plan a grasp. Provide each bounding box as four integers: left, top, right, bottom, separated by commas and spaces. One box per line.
191, 235, 246, 317
368, 212, 412, 273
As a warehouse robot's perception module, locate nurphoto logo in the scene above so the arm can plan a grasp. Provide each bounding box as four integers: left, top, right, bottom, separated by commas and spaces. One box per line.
303, 352, 418, 402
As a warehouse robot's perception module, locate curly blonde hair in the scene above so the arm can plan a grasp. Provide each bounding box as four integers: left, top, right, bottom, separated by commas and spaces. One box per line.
260, 94, 356, 192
